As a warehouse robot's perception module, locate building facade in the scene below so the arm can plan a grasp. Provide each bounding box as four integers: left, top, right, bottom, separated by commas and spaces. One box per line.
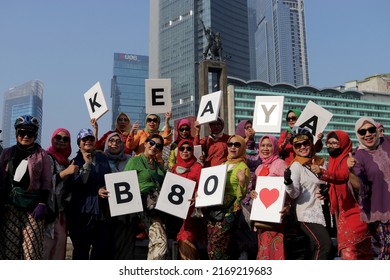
1, 80, 44, 148
253, 0, 309, 86
150, 0, 250, 121
111, 53, 149, 129
227, 77, 390, 157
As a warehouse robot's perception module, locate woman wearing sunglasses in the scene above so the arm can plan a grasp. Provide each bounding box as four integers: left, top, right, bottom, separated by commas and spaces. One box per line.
0, 115, 52, 259
310, 130, 372, 260
172, 139, 205, 259
206, 135, 250, 259
250, 135, 289, 260
168, 118, 194, 171
44, 128, 79, 259
278, 109, 323, 165
124, 134, 168, 260
283, 127, 332, 260
348, 117, 390, 260
126, 112, 172, 167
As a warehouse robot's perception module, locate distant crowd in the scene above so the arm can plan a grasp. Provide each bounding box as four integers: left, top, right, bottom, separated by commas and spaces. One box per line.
0, 109, 389, 260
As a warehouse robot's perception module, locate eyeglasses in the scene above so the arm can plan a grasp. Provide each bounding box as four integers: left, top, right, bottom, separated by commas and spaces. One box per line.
179, 146, 193, 152
118, 117, 129, 122
286, 116, 297, 122
326, 141, 340, 146
54, 135, 70, 142
179, 127, 190, 132
81, 136, 95, 142
17, 130, 35, 138
147, 139, 163, 150
147, 118, 158, 123
293, 140, 311, 149
227, 142, 242, 148
109, 138, 122, 145
357, 126, 376, 136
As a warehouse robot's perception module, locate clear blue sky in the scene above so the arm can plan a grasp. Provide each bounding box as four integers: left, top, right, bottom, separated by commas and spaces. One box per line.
1, 0, 389, 152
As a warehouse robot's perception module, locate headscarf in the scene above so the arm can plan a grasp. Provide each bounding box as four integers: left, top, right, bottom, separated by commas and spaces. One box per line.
326, 130, 352, 214
235, 120, 250, 138
286, 109, 302, 133
46, 128, 72, 166
209, 116, 225, 139
258, 135, 280, 165
103, 132, 127, 161
226, 134, 246, 165
355, 117, 380, 150
290, 132, 324, 167
175, 118, 193, 144
173, 139, 197, 174
115, 112, 131, 135
144, 113, 161, 134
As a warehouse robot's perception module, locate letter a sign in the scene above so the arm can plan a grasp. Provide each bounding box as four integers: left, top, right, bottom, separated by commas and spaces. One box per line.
196, 90, 222, 125
84, 81, 109, 120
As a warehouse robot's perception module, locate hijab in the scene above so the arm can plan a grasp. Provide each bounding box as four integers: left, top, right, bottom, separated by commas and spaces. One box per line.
144, 113, 161, 134
258, 135, 280, 165
355, 117, 380, 150
173, 139, 197, 174
175, 118, 194, 144
291, 135, 324, 167
46, 128, 71, 166
226, 134, 246, 165
286, 109, 302, 133
115, 112, 131, 135
104, 132, 129, 172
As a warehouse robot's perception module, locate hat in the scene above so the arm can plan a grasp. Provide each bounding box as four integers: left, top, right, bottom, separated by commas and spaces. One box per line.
289, 126, 314, 144
77, 128, 94, 145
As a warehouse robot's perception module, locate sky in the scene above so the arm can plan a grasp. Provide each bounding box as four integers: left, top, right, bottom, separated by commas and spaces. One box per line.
1, 0, 389, 153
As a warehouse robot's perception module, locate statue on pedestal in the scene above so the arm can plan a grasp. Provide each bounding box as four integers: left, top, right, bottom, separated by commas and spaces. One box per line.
200, 19, 222, 61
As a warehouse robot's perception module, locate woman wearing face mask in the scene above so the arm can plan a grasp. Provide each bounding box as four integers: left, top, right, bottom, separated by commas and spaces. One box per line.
348, 117, 390, 260
310, 130, 373, 259
284, 127, 332, 260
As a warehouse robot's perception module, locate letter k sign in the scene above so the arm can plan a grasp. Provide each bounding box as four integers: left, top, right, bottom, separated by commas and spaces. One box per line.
84, 81, 108, 120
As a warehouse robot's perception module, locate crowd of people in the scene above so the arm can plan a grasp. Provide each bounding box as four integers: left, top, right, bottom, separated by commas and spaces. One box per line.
0, 110, 389, 260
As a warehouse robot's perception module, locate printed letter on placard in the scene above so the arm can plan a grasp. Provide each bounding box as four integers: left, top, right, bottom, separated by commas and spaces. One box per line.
252, 96, 284, 133
84, 81, 109, 120
196, 90, 222, 125
145, 79, 172, 114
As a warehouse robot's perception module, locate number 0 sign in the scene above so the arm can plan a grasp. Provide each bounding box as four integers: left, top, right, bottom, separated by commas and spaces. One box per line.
195, 165, 227, 208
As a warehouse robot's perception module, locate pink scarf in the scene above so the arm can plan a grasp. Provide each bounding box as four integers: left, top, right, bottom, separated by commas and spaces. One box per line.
46, 128, 71, 166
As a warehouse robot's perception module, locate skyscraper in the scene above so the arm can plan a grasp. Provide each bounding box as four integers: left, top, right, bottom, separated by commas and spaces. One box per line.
111, 53, 149, 129
1, 80, 44, 148
253, 0, 309, 86
150, 0, 250, 120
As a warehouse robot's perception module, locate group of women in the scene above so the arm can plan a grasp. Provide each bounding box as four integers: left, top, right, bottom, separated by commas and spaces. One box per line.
0, 109, 389, 260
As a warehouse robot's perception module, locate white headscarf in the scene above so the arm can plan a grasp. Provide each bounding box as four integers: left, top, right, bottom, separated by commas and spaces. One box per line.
355, 117, 380, 150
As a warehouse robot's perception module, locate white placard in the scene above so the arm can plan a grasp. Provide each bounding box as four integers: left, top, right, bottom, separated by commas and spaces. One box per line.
195, 165, 227, 208
84, 81, 109, 120
294, 101, 333, 143
145, 79, 172, 114
196, 90, 222, 125
104, 171, 143, 217
193, 145, 202, 163
250, 176, 286, 224
253, 96, 284, 133
155, 172, 196, 219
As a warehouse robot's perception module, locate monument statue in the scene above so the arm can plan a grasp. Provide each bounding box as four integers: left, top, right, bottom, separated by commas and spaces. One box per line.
200, 19, 222, 61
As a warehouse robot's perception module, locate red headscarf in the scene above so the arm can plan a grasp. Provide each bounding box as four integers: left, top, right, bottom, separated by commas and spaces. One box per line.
173, 139, 197, 171
46, 128, 72, 166
326, 130, 352, 214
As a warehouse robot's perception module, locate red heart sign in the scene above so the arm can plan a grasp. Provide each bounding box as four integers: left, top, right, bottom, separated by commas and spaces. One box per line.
259, 188, 280, 208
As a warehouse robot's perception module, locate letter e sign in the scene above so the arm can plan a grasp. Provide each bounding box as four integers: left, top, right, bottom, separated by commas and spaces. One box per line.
145, 79, 172, 114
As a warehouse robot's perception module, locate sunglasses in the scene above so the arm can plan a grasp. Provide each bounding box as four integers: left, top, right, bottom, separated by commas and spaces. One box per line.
179, 146, 193, 152
293, 140, 311, 149
109, 138, 122, 145
227, 142, 242, 148
17, 130, 35, 138
148, 139, 163, 150
81, 136, 95, 142
147, 118, 158, 123
286, 116, 297, 122
357, 126, 376, 136
54, 135, 70, 142
179, 127, 190, 132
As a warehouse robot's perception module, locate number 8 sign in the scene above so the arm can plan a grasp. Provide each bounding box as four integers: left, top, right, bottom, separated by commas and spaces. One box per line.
155, 172, 196, 219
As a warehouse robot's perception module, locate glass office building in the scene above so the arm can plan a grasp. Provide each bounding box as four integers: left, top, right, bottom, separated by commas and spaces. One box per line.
151, 0, 250, 121
1, 80, 44, 148
228, 77, 390, 157
111, 53, 149, 129
253, 0, 309, 86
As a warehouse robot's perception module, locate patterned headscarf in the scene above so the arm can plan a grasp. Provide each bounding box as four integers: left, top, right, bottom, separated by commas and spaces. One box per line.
355, 117, 380, 150
46, 128, 72, 166
226, 134, 246, 164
